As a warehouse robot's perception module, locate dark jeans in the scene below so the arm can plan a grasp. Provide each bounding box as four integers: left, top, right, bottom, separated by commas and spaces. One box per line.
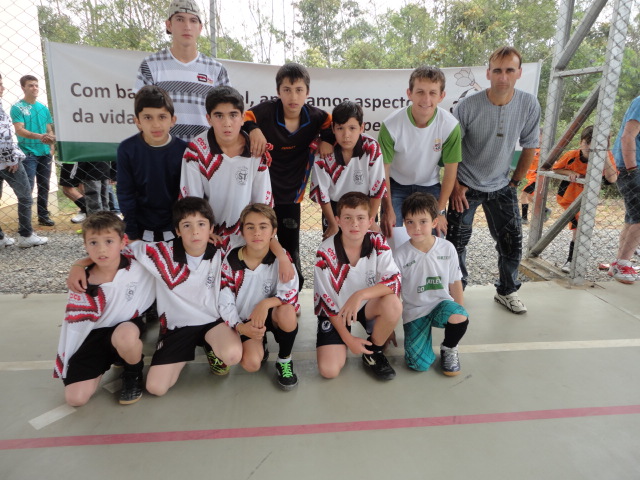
0, 163, 33, 238
390, 178, 441, 226
23, 154, 52, 219
274, 203, 304, 290
446, 185, 522, 295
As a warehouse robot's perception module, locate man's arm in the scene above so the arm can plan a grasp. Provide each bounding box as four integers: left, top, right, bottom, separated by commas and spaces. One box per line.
449, 280, 464, 306
620, 119, 640, 169
13, 122, 52, 143
510, 148, 537, 186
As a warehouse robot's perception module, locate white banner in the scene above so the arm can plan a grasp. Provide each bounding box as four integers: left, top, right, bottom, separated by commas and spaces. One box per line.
45, 41, 541, 159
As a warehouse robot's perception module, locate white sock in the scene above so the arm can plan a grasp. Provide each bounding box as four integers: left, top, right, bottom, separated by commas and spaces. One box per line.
277, 356, 291, 364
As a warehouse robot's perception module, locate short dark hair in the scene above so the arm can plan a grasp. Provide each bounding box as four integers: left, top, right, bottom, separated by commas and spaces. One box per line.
409, 66, 446, 92
401, 192, 438, 221
134, 85, 175, 117
20, 75, 38, 87
172, 196, 215, 228
205, 85, 244, 116
276, 63, 310, 92
336, 191, 370, 216
240, 203, 278, 230
488, 46, 522, 68
82, 211, 126, 240
580, 125, 594, 144
332, 101, 363, 126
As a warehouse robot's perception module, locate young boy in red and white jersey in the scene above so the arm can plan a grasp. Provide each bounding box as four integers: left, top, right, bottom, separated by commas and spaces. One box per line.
309, 101, 386, 240
56, 212, 155, 406
393, 192, 469, 375
219, 203, 300, 390
314, 192, 402, 381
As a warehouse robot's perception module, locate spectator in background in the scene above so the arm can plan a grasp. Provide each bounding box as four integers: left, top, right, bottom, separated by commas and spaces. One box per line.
0, 73, 47, 248
11, 74, 56, 226
608, 96, 640, 284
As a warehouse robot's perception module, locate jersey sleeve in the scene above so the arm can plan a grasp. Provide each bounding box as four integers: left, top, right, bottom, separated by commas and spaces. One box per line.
441, 124, 462, 165
309, 154, 331, 204
372, 233, 402, 295
218, 259, 242, 328
378, 122, 395, 165
552, 150, 574, 171
318, 112, 335, 144
216, 65, 230, 87
252, 155, 273, 207
9, 104, 24, 124
445, 241, 463, 283
275, 252, 300, 311
365, 138, 387, 199
519, 97, 542, 149
135, 59, 153, 92
313, 246, 340, 317
179, 144, 206, 199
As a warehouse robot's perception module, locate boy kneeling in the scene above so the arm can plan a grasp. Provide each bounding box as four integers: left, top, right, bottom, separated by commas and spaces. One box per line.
314, 192, 402, 380
394, 193, 469, 375
56, 212, 155, 406
219, 204, 300, 390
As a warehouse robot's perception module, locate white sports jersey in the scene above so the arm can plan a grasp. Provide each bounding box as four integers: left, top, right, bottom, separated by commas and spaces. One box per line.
393, 237, 462, 324
219, 245, 299, 328
135, 48, 230, 141
180, 130, 273, 238
128, 239, 223, 331
314, 231, 401, 317
309, 134, 386, 204
54, 256, 155, 380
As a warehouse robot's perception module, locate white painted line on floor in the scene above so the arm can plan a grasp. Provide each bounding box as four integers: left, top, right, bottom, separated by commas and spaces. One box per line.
4, 338, 640, 374
102, 380, 121, 394
29, 404, 76, 430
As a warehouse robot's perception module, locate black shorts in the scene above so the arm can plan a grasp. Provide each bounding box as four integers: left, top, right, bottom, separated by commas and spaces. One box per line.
316, 306, 374, 347
239, 309, 275, 343
59, 162, 86, 188
151, 320, 223, 366
63, 317, 145, 386
522, 182, 536, 194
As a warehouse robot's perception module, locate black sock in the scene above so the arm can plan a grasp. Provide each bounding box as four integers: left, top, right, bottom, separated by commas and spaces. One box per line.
276, 326, 298, 359
521, 204, 529, 219
442, 319, 469, 349
567, 241, 575, 263
124, 358, 144, 375
366, 336, 383, 354
74, 196, 87, 213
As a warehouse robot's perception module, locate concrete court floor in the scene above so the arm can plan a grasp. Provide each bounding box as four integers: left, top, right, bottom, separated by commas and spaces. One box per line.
1, 281, 640, 480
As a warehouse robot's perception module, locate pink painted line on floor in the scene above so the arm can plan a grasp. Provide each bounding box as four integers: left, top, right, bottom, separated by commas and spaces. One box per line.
2, 404, 640, 451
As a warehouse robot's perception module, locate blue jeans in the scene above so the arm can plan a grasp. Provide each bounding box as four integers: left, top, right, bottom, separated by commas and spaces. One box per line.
390, 178, 441, 226
22, 154, 52, 219
446, 185, 522, 295
0, 163, 34, 238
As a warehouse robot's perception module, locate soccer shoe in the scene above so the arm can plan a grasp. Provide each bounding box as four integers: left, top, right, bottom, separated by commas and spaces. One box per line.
0, 236, 15, 248
494, 292, 527, 314
440, 344, 461, 376
521, 217, 529, 225
561, 261, 571, 273
119, 370, 143, 405
71, 211, 86, 224
38, 216, 55, 226
204, 344, 230, 375
608, 261, 637, 285
16, 233, 48, 248
544, 207, 552, 222
362, 351, 396, 380
261, 336, 269, 365
275, 359, 298, 391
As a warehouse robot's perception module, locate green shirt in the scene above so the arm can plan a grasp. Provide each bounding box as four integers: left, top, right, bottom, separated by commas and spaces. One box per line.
10, 100, 53, 156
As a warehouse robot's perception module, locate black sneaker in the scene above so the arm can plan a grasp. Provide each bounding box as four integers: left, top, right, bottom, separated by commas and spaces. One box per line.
261, 336, 269, 366
362, 352, 396, 380
440, 345, 461, 376
38, 216, 55, 226
275, 359, 298, 390
119, 370, 143, 405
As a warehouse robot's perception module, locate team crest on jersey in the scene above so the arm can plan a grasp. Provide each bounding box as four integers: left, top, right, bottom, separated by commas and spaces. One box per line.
353, 169, 364, 185
321, 319, 333, 332
433, 138, 443, 152
366, 270, 376, 287
206, 271, 216, 289
262, 280, 274, 296
235, 166, 249, 185
125, 282, 137, 301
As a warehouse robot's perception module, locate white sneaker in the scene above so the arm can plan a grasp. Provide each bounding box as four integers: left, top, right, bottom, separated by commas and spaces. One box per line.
0, 236, 15, 248
71, 211, 86, 224
16, 233, 48, 248
494, 292, 527, 314
561, 261, 571, 273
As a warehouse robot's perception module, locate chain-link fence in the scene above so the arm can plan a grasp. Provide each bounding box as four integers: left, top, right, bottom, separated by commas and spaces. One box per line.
1, 0, 638, 294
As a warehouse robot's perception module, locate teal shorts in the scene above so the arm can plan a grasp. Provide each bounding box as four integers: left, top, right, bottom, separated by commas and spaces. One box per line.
403, 300, 468, 372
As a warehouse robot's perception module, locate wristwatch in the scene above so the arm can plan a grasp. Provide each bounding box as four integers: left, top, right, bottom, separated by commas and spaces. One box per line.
438, 209, 446, 216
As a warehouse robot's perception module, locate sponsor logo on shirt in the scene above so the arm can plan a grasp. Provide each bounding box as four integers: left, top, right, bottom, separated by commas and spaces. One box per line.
436, 255, 450, 260
197, 74, 213, 84
433, 138, 442, 152
417, 276, 444, 292
403, 259, 416, 268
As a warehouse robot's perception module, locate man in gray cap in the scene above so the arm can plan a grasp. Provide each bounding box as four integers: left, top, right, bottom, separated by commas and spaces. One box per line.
135, 0, 230, 142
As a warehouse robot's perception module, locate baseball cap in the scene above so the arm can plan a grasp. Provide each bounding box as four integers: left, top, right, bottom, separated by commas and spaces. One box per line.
166, 0, 202, 22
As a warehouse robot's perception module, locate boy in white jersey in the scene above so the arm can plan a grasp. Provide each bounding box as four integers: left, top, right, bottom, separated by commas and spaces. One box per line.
219, 204, 300, 390
394, 193, 469, 375
68, 198, 242, 396
314, 192, 402, 381
57, 212, 155, 406
310, 101, 387, 240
